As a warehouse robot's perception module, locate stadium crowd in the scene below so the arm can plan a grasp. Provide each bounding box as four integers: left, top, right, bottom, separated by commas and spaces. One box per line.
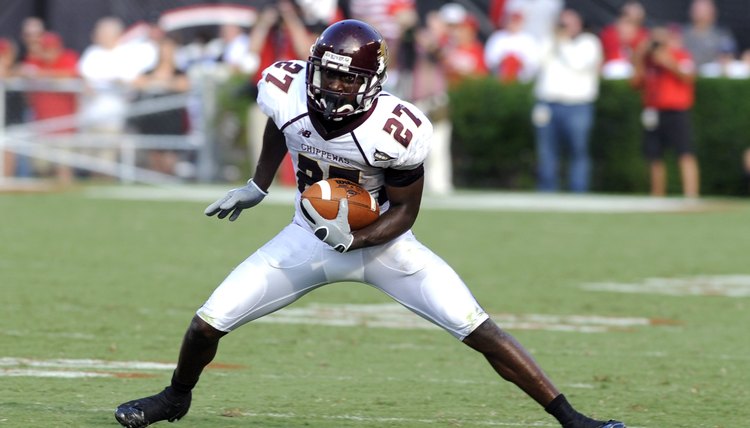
1, 0, 747, 195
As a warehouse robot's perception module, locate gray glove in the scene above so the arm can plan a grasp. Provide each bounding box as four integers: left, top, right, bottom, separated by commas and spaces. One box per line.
300, 198, 354, 253
205, 179, 267, 221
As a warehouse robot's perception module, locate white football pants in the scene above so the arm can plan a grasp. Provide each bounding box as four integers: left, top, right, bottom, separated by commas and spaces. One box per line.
197, 220, 488, 340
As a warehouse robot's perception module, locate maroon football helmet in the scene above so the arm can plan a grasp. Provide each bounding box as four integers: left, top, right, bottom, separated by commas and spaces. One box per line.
306, 19, 388, 120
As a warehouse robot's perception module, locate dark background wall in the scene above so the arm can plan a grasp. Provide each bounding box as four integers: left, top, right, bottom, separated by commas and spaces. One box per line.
1, 0, 749, 56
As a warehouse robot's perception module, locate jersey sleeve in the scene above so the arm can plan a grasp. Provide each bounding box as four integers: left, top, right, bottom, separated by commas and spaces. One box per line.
256, 60, 307, 128
385, 100, 433, 171
367, 95, 432, 170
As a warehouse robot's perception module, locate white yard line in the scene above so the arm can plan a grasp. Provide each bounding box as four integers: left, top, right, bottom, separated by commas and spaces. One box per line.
582, 275, 750, 297
84, 185, 724, 213
236, 411, 557, 426
0, 357, 175, 370
0, 301, 687, 381
0, 368, 112, 378
254, 303, 671, 333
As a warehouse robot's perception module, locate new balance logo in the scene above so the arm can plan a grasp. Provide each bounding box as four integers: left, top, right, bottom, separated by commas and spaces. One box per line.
298, 129, 312, 138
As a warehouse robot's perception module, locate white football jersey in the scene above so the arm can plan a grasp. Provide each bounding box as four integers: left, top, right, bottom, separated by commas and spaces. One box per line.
199, 61, 489, 341
257, 60, 432, 215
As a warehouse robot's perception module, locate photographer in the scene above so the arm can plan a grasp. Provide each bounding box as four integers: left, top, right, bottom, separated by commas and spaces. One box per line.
632, 25, 700, 198
532, 8, 602, 193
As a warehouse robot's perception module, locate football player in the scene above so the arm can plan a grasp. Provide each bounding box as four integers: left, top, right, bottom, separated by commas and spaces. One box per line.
115, 19, 626, 428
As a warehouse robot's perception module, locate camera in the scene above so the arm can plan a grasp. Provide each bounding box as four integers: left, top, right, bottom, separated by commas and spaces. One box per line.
648, 40, 662, 52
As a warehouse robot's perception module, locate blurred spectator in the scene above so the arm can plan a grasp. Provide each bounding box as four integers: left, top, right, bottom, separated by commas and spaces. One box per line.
0, 38, 18, 78
130, 36, 190, 175
19, 17, 45, 63
78, 17, 143, 133
488, 0, 509, 30
0, 37, 18, 80
410, 3, 486, 195
20, 33, 79, 127
600, 0, 649, 79
699, 47, 750, 78
118, 20, 160, 77
14, 17, 47, 178
1, 38, 22, 177
175, 31, 222, 72
504, 0, 563, 44
532, 9, 602, 193
346, 0, 418, 97
250, 0, 319, 81
436, 3, 488, 86
245, 1, 321, 186
293, 0, 342, 32
632, 25, 699, 198
177, 23, 254, 76
411, 11, 448, 101
411, 11, 453, 194
682, 0, 737, 69
78, 17, 144, 176
18, 32, 79, 182
484, 11, 540, 83
217, 24, 254, 74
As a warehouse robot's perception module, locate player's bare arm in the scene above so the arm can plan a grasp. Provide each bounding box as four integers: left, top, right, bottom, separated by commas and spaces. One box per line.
350, 173, 424, 250
204, 119, 287, 221
252, 118, 289, 191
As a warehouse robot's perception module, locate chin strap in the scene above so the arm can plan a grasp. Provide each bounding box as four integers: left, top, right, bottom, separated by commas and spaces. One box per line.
323, 97, 336, 120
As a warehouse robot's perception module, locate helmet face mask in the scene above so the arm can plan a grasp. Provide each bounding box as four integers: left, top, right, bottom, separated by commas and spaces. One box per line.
306, 20, 388, 121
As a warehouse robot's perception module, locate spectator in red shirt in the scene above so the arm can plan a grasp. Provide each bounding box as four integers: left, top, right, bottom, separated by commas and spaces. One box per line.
633, 25, 699, 198
20, 32, 79, 125
437, 2, 488, 87
245, 1, 327, 187
18, 32, 79, 182
600, 1, 649, 79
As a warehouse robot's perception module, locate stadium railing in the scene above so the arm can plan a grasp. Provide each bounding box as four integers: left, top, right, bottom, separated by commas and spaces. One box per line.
0, 75, 221, 185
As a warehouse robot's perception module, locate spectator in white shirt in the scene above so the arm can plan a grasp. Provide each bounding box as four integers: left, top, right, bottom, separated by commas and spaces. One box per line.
505, 0, 563, 44
532, 8, 602, 193
78, 17, 143, 133
484, 11, 540, 83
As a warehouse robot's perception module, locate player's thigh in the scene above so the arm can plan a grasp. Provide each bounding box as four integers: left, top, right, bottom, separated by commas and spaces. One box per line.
363, 232, 488, 340
198, 223, 328, 331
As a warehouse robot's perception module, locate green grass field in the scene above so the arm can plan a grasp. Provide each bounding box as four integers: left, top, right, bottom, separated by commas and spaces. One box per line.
1, 186, 749, 428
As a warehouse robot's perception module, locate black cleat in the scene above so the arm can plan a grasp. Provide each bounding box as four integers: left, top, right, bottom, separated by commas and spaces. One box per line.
114, 387, 191, 427
598, 421, 626, 428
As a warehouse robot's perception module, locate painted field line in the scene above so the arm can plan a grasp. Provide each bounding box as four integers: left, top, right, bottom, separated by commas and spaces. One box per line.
582, 275, 750, 297
0, 369, 113, 378
236, 411, 557, 426
254, 303, 679, 333
0, 357, 175, 370
256, 372, 597, 390
0, 357, 241, 379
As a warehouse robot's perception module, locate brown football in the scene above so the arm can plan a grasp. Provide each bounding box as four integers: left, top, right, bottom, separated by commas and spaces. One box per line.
301, 178, 379, 230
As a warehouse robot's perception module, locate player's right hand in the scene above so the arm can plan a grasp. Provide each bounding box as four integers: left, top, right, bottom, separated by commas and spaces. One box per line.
300, 198, 354, 253
204, 179, 267, 221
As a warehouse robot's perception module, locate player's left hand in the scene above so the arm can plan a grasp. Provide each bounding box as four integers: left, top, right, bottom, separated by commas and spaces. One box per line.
300, 198, 354, 253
